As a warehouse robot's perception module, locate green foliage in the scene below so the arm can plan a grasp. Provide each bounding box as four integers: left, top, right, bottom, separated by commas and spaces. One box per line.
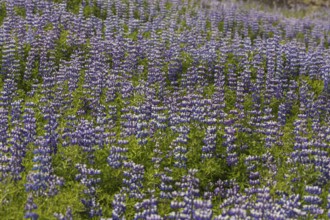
43, 22, 54, 31
296, 32, 305, 42
14, 6, 26, 18
16, 43, 31, 92
178, 6, 186, 16
0, 179, 26, 219
204, 84, 215, 98
178, 19, 189, 32
111, 2, 117, 15
142, 31, 151, 39
133, 9, 140, 19
190, 9, 197, 17
83, 1, 108, 20
0, 3, 6, 25
243, 93, 253, 112
302, 75, 324, 97
83, 5, 93, 17
123, 24, 129, 33
165, 1, 173, 10
66, 0, 82, 14
127, 29, 139, 41
0, 0, 329, 219
53, 145, 83, 181
181, 51, 194, 73
206, 19, 211, 30
224, 88, 236, 111
270, 97, 281, 116
0, 48, 3, 88
268, 31, 274, 38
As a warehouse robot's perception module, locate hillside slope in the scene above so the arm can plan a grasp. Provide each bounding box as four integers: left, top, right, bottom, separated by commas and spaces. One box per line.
245, 0, 329, 8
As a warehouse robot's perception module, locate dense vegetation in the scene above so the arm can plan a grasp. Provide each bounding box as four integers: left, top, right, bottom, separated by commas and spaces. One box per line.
0, 0, 330, 219
245, 0, 330, 8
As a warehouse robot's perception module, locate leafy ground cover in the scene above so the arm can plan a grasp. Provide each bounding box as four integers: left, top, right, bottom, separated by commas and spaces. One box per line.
0, 0, 330, 219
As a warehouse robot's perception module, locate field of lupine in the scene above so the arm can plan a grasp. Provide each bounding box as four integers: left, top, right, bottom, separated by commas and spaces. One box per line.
0, 0, 330, 219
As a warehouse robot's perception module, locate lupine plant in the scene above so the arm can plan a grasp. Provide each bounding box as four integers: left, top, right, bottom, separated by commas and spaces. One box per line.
0, 0, 330, 219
